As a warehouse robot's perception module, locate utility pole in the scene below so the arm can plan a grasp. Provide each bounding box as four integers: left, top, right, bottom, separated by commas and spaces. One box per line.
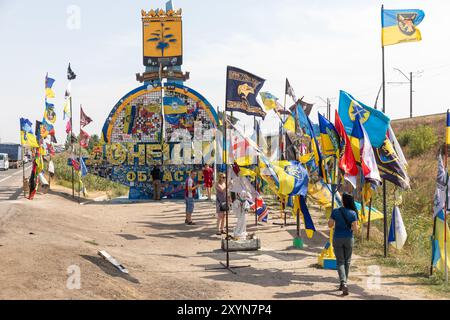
389, 68, 423, 118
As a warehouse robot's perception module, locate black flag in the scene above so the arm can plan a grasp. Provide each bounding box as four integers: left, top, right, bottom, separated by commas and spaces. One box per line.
67, 63, 77, 80
285, 78, 297, 103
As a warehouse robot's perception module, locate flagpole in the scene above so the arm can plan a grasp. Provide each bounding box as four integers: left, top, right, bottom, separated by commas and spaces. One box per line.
78, 104, 82, 204
22, 145, 26, 198
367, 198, 373, 240
254, 116, 259, 227
70, 95, 75, 199
381, 4, 388, 257
445, 112, 449, 283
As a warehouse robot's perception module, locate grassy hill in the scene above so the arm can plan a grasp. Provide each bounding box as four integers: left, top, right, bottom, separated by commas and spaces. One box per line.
356, 112, 449, 291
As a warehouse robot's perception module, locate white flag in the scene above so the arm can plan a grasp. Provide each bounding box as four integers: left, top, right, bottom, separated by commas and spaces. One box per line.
388, 206, 407, 250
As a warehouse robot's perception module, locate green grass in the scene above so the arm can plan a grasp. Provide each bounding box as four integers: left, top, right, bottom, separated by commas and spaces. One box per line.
53, 152, 129, 199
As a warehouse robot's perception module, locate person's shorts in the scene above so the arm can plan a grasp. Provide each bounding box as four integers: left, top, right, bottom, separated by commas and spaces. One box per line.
185, 197, 194, 214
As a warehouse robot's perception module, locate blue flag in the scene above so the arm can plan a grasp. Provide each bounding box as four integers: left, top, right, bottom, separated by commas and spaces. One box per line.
226, 66, 266, 119
338, 90, 390, 148
80, 157, 88, 177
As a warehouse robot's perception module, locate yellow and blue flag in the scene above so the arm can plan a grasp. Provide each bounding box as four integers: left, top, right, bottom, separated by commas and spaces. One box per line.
20, 118, 39, 148
260, 92, 281, 111
338, 90, 390, 148
382, 8, 425, 47
273, 160, 309, 197
318, 113, 340, 155
432, 210, 450, 273
45, 74, 56, 99
293, 195, 316, 239
283, 115, 296, 133
163, 96, 187, 115
446, 110, 450, 145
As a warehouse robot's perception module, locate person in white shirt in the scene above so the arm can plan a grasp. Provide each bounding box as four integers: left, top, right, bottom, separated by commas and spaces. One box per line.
185, 171, 198, 225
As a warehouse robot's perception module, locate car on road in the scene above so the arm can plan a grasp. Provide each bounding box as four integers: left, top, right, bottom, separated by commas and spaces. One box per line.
0, 153, 9, 171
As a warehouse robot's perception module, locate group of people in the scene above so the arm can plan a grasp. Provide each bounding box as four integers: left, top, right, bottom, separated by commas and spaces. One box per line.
152, 164, 359, 297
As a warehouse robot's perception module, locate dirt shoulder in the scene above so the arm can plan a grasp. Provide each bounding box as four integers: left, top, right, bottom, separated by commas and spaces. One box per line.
0, 188, 444, 300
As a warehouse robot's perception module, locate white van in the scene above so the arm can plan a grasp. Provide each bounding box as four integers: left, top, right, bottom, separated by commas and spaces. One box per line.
0, 153, 9, 171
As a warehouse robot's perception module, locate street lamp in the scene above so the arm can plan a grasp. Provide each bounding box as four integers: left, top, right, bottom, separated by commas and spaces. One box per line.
387, 68, 424, 118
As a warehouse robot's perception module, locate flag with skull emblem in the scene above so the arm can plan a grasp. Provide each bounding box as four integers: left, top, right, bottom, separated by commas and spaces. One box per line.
225, 66, 266, 119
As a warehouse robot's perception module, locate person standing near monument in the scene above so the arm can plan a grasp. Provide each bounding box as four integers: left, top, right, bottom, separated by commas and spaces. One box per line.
185, 171, 198, 225
151, 166, 162, 201
215, 173, 227, 235
203, 164, 214, 200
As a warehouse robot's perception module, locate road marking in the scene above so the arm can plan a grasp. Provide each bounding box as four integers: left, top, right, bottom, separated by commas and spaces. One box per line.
0, 165, 32, 183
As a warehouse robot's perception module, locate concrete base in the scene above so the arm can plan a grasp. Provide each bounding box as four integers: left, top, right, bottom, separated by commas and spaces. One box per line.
222, 238, 261, 252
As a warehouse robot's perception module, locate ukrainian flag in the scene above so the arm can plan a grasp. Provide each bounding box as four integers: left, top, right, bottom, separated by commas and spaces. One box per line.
432, 210, 450, 273
283, 115, 296, 133
446, 110, 450, 145
45, 74, 56, 99
163, 96, 187, 115
272, 160, 309, 197
260, 92, 280, 111
318, 113, 340, 155
20, 118, 39, 148
338, 90, 390, 148
382, 8, 425, 47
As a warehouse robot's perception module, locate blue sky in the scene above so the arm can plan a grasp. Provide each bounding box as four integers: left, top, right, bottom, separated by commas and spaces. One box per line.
1, 0, 449, 143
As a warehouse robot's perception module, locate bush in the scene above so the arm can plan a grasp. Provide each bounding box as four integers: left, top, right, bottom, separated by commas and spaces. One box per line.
397, 125, 437, 157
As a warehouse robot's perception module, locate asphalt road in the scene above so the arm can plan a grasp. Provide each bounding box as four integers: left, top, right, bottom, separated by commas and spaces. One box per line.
0, 164, 32, 201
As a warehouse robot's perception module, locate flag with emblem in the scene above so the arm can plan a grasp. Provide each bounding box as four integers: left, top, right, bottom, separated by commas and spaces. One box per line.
226, 66, 266, 119
318, 113, 340, 155
382, 8, 425, 47
272, 160, 309, 197
80, 106, 93, 128
260, 92, 282, 111
338, 90, 390, 148
44, 100, 57, 125
163, 96, 188, 115
20, 118, 40, 148
285, 78, 297, 103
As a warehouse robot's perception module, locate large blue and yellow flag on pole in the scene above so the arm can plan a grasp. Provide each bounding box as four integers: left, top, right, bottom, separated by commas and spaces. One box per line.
20, 118, 39, 148
272, 160, 309, 197
338, 90, 390, 148
382, 8, 425, 47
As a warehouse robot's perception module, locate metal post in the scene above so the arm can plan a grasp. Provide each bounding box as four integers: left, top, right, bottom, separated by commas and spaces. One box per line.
70, 95, 74, 199
381, 8, 388, 257
22, 146, 26, 198
410, 72, 413, 118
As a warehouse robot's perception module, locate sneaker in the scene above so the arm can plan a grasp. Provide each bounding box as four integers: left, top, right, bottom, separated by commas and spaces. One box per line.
342, 284, 349, 296
185, 220, 189, 224
221, 230, 226, 235
188, 221, 196, 225
216, 231, 222, 236
339, 282, 344, 291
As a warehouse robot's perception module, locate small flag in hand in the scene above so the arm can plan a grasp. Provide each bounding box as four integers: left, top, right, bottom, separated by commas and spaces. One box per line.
80, 106, 93, 128
67, 63, 77, 80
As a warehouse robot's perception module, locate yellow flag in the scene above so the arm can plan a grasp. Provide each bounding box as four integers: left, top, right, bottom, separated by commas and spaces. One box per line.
283, 115, 296, 133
